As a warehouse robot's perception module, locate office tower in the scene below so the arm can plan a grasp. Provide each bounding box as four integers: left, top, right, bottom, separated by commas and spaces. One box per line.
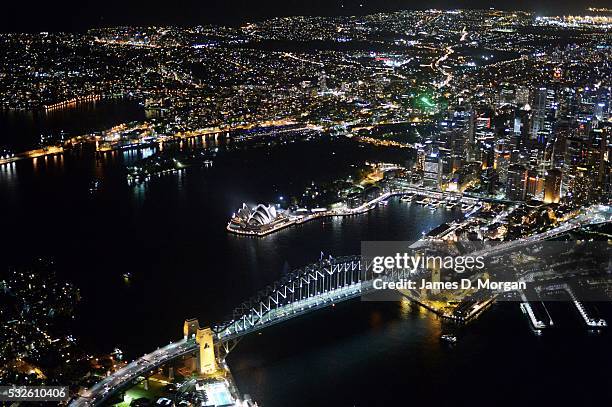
531, 87, 547, 137
515, 86, 530, 106
506, 164, 527, 200
543, 168, 562, 203
526, 169, 542, 199
424, 153, 441, 188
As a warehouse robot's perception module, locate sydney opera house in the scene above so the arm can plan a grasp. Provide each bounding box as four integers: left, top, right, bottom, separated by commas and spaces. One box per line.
227, 203, 292, 235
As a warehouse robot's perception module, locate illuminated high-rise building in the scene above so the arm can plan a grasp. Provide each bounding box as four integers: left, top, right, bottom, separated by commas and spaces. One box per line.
481, 143, 495, 169
526, 169, 543, 199
497, 84, 515, 106
416, 148, 426, 174
516, 86, 530, 106
567, 166, 594, 205
514, 106, 532, 149
481, 168, 498, 194
552, 121, 571, 167
531, 87, 556, 144
424, 153, 441, 188
475, 116, 493, 144
506, 164, 527, 201
590, 127, 609, 188
543, 168, 562, 203
531, 87, 547, 137
495, 146, 511, 183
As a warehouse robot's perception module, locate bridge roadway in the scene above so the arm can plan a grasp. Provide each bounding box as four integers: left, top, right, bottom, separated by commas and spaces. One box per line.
69, 282, 373, 406
69, 340, 198, 407
70, 206, 611, 406
217, 282, 368, 341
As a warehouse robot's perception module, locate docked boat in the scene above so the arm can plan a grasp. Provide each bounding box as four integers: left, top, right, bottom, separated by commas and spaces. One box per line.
416, 197, 430, 205
400, 193, 415, 202
461, 203, 472, 212
122, 272, 132, 284
440, 334, 457, 344
89, 179, 101, 194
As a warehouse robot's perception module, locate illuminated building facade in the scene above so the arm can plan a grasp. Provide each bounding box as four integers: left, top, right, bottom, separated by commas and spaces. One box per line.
543, 168, 562, 203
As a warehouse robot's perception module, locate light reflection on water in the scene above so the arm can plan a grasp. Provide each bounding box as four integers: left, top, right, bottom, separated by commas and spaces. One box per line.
0, 162, 17, 184
141, 147, 155, 159
0, 137, 611, 407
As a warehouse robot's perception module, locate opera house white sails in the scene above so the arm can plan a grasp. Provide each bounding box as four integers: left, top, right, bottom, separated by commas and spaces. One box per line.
227, 203, 292, 235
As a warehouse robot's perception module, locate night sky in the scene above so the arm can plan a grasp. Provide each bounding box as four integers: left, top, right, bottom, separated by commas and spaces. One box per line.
2, 0, 608, 32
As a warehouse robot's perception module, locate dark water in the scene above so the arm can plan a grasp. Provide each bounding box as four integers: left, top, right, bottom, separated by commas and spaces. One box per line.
231, 300, 612, 406
0, 137, 459, 350
1, 110, 611, 406
0, 99, 150, 151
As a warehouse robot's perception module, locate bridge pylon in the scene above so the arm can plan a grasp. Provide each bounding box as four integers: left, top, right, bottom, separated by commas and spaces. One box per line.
184, 319, 219, 375
196, 327, 219, 374
184, 318, 199, 339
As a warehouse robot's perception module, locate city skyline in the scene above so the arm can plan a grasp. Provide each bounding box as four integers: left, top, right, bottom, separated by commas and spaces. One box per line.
2, 0, 610, 32
1, 5, 611, 407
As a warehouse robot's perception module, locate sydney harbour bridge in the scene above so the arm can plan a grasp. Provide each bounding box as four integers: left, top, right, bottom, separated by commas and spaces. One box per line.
69, 206, 610, 406
71, 255, 394, 406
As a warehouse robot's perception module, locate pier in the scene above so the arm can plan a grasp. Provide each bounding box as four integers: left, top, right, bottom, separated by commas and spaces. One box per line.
520, 288, 554, 332
0, 146, 64, 166
565, 285, 607, 328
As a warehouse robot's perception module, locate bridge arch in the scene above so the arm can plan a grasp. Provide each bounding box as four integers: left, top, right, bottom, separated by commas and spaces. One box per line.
212, 256, 375, 342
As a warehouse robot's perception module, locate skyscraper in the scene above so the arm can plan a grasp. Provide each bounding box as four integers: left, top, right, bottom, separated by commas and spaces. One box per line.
531, 87, 547, 137
531, 87, 556, 143
424, 153, 441, 188
506, 164, 527, 200
526, 169, 543, 199
515, 86, 530, 106
543, 168, 562, 203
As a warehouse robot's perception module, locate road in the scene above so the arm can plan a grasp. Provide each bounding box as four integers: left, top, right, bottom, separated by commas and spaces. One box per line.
69, 340, 197, 406
433, 26, 468, 89
469, 205, 612, 259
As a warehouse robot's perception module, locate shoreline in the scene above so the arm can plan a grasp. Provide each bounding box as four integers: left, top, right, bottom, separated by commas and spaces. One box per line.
226, 189, 479, 237
226, 192, 396, 237
0, 146, 64, 166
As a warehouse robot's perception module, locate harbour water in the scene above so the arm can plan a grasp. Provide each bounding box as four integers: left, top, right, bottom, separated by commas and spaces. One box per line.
0, 98, 149, 151
1, 107, 611, 406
